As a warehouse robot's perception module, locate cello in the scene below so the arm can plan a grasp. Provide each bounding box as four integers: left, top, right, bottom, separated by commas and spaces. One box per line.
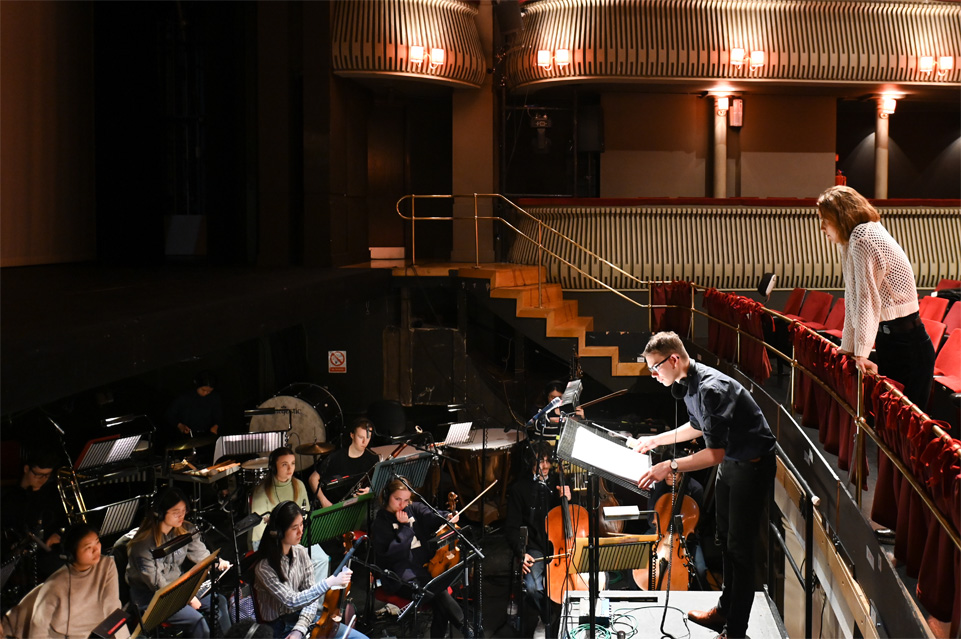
545, 462, 590, 604
633, 471, 699, 591
310, 533, 366, 638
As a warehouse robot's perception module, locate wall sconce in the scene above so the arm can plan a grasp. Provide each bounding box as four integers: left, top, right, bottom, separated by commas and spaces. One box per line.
536, 48, 570, 71
878, 96, 897, 118
919, 55, 954, 79
730, 48, 765, 69
410, 45, 445, 70
715, 96, 730, 116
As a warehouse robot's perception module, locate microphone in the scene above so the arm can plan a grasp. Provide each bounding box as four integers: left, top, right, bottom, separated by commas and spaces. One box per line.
151, 531, 199, 559
526, 397, 563, 427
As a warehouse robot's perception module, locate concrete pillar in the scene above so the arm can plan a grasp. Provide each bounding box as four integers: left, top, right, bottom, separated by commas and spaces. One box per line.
874, 99, 890, 199
450, 1, 496, 263
713, 97, 728, 198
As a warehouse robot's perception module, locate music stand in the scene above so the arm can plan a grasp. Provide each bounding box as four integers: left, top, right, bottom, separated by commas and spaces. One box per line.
560, 379, 583, 410
131, 550, 220, 637
441, 422, 472, 447
569, 535, 655, 574
300, 493, 374, 547
557, 417, 649, 497
213, 431, 286, 464
397, 552, 474, 622
75, 494, 147, 538
76, 434, 142, 470
368, 452, 434, 499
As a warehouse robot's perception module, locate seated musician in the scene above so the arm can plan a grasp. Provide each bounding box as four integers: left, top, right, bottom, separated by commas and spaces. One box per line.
251, 447, 330, 585
307, 418, 378, 509
253, 500, 368, 639
532, 381, 584, 440
369, 478, 473, 639
167, 369, 223, 437
27, 522, 131, 639
1, 447, 67, 581
503, 442, 570, 638
126, 488, 231, 638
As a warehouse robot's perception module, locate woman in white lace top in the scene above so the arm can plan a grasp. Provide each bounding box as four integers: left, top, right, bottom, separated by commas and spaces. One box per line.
816, 185, 935, 407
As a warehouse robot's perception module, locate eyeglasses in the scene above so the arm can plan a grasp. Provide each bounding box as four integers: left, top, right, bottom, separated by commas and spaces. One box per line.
649, 354, 673, 374
28, 468, 53, 480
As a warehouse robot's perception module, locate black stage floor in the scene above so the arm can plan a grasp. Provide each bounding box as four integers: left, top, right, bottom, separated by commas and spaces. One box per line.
0, 263, 391, 415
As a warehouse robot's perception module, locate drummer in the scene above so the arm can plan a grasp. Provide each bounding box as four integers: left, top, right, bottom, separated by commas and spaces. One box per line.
307, 418, 378, 509
250, 446, 330, 584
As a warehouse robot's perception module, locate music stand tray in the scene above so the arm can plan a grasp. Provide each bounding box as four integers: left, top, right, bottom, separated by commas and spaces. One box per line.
368, 452, 434, 500
569, 535, 656, 573
557, 417, 651, 497
301, 493, 373, 547
132, 550, 220, 637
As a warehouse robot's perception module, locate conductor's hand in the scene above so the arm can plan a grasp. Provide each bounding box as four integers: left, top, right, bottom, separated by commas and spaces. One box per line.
637, 460, 671, 491
395, 510, 411, 525
521, 553, 535, 575
189, 597, 201, 610
631, 436, 658, 454
326, 568, 352, 589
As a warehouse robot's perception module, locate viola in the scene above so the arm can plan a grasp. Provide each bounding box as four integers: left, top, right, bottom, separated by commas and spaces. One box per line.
633, 472, 699, 591
425, 492, 462, 578
545, 463, 590, 604
310, 533, 366, 639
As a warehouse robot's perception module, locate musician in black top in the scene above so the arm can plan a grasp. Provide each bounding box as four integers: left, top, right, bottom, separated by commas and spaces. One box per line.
369, 478, 472, 639
503, 441, 570, 638
307, 418, 378, 508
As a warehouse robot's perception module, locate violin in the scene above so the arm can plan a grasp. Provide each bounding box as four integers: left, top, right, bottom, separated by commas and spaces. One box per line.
545, 463, 590, 604
310, 533, 366, 639
425, 492, 462, 578
633, 471, 699, 591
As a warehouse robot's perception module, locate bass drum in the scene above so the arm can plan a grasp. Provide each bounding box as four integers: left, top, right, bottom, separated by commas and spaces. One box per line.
248, 383, 343, 473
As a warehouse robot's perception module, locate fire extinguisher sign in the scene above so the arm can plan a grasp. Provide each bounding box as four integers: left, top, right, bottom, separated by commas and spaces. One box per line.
328, 350, 347, 373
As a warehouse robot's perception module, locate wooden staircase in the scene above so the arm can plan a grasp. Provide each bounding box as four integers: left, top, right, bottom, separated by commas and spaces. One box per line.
454, 264, 648, 379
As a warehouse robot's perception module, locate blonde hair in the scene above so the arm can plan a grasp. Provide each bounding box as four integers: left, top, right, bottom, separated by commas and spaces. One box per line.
816, 185, 880, 243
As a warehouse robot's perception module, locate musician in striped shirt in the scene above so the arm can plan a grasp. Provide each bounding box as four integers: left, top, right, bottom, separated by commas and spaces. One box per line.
253, 500, 368, 639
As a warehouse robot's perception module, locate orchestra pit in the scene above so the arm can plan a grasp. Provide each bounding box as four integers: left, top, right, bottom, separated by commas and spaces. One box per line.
1, 2, 958, 639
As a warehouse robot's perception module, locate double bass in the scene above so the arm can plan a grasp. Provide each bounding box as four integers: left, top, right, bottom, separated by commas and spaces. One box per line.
633, 471, 699, 591
545, 463, 590, 604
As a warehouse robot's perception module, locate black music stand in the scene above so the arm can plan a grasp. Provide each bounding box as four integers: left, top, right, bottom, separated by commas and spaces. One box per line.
76, 434, 142, 470
76, 494, 148, 539
301, 493, 374, 547
569, 534, 655, 575
213, 431, 287, 464
368, 452, 434, 498
132, 550, 219, 637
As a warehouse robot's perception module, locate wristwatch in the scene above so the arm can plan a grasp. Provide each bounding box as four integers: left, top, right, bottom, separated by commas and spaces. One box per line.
670, 459, 679, 472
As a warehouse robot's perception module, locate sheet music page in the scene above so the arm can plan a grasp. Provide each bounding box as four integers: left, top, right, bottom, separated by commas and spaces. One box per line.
570, 427, 650, 483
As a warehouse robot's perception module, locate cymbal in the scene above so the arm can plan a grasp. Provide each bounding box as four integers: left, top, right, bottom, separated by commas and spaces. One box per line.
166, 435, 218, 451
295, 441, 335, 456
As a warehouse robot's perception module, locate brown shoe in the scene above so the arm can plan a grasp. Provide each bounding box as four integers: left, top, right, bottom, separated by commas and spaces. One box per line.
688, 607, 727, 633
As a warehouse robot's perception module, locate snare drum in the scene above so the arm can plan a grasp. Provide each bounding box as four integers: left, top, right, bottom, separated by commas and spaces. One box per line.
241, 457, 269, 486
445, 429, 526, 523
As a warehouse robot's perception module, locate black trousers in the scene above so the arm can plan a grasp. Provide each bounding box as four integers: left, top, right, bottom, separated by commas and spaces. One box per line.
874, 321, 936, 411
714, 453, 776, 639
394, 581, 464, 639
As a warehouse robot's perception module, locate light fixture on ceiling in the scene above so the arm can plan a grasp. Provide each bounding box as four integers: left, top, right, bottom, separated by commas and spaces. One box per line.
730, 48, 765, 70
919, 55, 954, 79
878, 96, 897, 118
410, 45, 445, 70
715, 96, 730, 116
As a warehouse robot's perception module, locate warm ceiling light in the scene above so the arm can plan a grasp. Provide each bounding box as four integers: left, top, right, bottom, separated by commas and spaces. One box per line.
919, 56, 935, 74
535, 48, 570, 71
716, 97, 730, 114
879, 97, 897, 116
750, 50, 765, 68
430, 48, 445, 66
939, 56, 954, 72
537, 49, 552, 68
410, 45, 425, 64
554, 49, 570, 67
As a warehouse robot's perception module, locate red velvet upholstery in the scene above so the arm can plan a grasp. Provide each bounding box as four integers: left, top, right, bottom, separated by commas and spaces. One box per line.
935, 278, 961, 291
805, 298, 845, 332
933, 329, 961, 384
943, 302, 960, 334
782, 287, 805, 317
919, 296, 950, 322
922, 319, 947, 353
784, 290, 833, 325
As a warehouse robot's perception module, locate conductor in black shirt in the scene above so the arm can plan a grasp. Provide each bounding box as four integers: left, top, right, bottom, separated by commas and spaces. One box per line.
634, 332, 776, 639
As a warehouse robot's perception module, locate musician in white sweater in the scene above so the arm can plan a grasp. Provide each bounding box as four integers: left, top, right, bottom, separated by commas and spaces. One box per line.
816, 185, 936, 405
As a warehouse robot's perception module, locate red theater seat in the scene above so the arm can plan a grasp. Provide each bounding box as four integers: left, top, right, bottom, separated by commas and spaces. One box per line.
943, 302, 960, 334
784, 290, 833, 326
922, 319, 947, 353
782, 287, 805, 316
807, 298, 845, 332
919, 296, 949, 322
934, 278, 961, 291
933, 329, 961, 392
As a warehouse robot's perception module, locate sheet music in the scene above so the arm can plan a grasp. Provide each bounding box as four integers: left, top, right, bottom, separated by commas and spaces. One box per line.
570, 426, 650, 483
442, 422, 472, 446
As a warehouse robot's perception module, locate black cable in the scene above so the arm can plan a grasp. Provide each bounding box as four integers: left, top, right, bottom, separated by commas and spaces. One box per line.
657, 396, 682, 639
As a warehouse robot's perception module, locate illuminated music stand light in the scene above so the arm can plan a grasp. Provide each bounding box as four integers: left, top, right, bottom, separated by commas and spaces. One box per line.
300, 493, 374, 547
131, 550, 220, 637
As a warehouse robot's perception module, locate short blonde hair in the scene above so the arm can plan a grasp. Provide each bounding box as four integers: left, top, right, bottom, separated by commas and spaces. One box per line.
643, 331, 689, 359
816, 186, 880, 242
